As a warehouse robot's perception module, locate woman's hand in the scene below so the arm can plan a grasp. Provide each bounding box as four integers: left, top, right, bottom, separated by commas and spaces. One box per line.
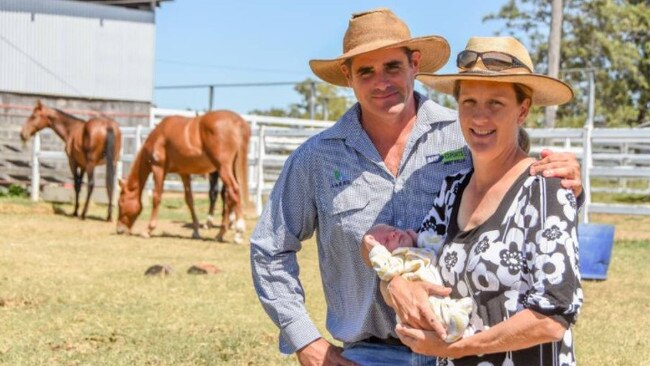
395, 323, 461, 359
397, 309, 566, 360
384, 276, 450, 339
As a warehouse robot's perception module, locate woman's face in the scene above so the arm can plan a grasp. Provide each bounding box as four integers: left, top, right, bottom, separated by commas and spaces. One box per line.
457, 80, 531, 160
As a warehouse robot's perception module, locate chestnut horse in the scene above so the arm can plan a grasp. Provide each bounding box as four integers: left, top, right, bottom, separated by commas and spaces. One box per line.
116, 110, 250, 243
20, 101, 122, 221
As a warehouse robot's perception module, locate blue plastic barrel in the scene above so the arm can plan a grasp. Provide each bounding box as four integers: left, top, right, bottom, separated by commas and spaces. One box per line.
577, 223, 615, 280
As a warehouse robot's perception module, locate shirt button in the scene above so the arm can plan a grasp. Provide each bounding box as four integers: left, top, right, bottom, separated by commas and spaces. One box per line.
397, 220, 403, 227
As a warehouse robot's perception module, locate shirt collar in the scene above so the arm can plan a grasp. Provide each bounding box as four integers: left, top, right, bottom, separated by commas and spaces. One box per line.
320, 91, 457, 142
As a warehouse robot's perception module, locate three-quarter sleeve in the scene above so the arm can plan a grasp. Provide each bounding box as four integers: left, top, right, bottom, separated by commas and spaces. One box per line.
523, 176, 583, 328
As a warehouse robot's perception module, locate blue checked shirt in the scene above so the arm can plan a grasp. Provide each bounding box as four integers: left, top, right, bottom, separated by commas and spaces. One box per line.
250, 92, 472, 354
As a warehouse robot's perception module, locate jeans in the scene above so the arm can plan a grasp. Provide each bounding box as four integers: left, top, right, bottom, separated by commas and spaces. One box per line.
342, 341, 437, 366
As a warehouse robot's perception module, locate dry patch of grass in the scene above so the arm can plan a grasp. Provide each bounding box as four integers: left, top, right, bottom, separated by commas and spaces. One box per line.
575, 240, 650, 365
591, 213, 650, 241
0, 198, 326, 365
1, 198, 649, 365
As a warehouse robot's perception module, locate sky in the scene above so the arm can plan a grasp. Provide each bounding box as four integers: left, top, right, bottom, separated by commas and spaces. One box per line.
152, 1, 511, 116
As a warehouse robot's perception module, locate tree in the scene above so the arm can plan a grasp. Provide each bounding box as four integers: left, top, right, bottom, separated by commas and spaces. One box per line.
485, 0, 650, 127
543, 0, 563, 128
247, 107, 290, 117
248, 78, 353, 121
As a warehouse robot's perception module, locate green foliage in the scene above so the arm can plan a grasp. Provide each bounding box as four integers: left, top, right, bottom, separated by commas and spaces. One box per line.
0, 184, 29, 198
485, 0, 650, 127
248, 78, 353, 121
247, 107, 290, 118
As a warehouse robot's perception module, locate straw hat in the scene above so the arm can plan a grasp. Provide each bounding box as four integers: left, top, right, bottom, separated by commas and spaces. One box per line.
417, 36, 574, 106
309, 8, 450, 87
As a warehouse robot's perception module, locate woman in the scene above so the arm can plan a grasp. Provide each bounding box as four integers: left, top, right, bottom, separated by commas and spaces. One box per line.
396, 36, 583, 365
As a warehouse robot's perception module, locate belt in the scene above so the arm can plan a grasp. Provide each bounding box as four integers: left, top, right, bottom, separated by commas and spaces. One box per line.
363, 336, 405, 347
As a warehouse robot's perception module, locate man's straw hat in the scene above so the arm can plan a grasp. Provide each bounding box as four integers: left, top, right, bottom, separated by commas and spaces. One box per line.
417, 36, 573, 106
309, 8, 450, 87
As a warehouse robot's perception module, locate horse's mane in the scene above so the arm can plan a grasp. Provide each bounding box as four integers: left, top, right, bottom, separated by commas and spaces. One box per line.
54, 108, 85, 122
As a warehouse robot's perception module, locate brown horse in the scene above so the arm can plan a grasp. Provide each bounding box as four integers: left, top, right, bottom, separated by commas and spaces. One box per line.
20, 101, 122, 221
116, 110, 250, 243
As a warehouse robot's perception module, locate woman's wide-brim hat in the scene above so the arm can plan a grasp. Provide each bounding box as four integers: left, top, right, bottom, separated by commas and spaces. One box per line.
417, 36, 574, 106
309, 8, 450, 87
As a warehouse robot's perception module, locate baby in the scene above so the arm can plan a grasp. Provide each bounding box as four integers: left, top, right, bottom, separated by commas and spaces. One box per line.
362, 224, 473, 343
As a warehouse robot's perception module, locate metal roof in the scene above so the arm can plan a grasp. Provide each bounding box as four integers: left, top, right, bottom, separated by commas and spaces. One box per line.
74, 0, 171, 11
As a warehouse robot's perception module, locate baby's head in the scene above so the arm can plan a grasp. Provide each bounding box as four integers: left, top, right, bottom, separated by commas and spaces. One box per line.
366, 224, 416, 252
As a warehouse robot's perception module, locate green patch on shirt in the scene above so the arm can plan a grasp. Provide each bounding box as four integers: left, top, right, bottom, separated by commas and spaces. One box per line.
441, 148, 466, 164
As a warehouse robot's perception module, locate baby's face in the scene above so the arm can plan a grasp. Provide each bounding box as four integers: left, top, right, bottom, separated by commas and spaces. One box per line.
368, 224, 415, 252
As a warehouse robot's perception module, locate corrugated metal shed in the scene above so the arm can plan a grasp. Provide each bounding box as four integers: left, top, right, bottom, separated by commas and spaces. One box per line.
78, 0, 170, 11
0, 0, 158, 102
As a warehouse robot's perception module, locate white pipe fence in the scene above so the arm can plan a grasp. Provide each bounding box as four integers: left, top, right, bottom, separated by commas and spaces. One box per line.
29, 109, 650, 219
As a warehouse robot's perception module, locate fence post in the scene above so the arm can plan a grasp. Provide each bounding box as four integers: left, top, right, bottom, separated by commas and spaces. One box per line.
255, 125, 266, 216
149, 108, 155, 128
135, 125, 143, 152
115, 140, 125, 204
249, 117, 258, 201
30, 132, 41, 201
309, 81, 316, 120
581, 70, 596, 223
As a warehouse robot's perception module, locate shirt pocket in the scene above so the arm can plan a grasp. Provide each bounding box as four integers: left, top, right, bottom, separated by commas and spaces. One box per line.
321, 181, 371, 252
406, 164, 445, 228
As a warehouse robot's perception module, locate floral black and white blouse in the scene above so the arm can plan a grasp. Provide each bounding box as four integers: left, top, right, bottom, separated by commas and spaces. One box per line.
417, 168, 583, 366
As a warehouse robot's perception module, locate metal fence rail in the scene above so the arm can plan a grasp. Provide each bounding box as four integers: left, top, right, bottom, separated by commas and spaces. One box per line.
29, 108, 650, 218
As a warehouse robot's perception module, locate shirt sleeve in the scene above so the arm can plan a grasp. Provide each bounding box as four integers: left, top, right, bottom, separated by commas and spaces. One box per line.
576, 189, 585, 209
416, 171, 469, 250
250, 147, 321, 354
523, 176, 583, 328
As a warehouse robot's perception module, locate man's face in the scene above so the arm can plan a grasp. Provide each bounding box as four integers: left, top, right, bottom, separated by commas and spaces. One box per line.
342, 47, 421, 119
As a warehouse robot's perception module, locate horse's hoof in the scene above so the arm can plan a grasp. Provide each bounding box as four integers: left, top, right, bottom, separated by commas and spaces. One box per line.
140, 232, 151, 238
234, 234, 244, 245
191, 232, 201, 240
216, 235, 226, 243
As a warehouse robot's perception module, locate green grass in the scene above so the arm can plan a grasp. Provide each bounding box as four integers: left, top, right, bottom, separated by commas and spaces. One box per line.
575, 240, 650, 365
1, 197, 649, 365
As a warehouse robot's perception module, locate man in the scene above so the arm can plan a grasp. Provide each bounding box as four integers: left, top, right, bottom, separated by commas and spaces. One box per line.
251, 8, 582, 366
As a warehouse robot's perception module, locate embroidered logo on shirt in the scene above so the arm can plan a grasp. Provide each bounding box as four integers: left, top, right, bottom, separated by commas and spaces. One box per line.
426, 154, 443, 164
331, 169, 351, 188
441, 148, 466, 164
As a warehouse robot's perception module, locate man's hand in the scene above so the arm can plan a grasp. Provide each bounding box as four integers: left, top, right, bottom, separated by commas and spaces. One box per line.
530, 149, 583, 196
296, 338, 357, 366
384, 276, 451, 340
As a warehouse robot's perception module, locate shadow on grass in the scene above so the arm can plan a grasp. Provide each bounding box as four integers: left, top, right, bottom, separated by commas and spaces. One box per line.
173, 221, 225, 230
119, 230, 233, 244
51, 203, 110, 222
158, 231, 218, 242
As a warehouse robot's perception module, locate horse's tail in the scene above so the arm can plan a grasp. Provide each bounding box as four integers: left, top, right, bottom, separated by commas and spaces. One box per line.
236, 123, 250, 210
105, 126, 116, 194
